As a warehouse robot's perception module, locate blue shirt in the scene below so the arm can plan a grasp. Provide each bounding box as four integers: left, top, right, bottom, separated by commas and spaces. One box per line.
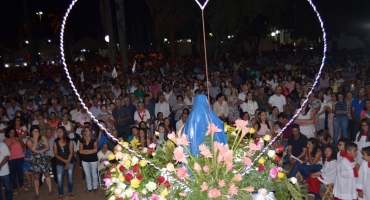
351, 97, 367, 119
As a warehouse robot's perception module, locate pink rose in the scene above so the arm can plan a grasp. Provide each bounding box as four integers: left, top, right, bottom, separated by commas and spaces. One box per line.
149, 194, 159, 200
208, 188, 221, 198
276, 166, 283, 171
269, 168, 278, 179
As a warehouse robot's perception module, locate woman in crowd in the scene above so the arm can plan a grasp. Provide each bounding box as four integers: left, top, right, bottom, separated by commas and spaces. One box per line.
163, 117, 174, 134
253, 110, 274, 139
45, 128, 57, 184
153, 112, 164, 132
227, 86, 240, 123
240, 92, 258, 120
291, 82, 303, 102
79, 127, 98, 195
172, 95, 188, 121
97, 104, 114, 131
317, 129, 333, 148
294, 97, 316, 139
54, 126, 75, 200
267, 106, 279, 123
354, 119, 370, 165
139, 121, 152, 142
47, 112, 60, 137
213, 93, 229, 123
360, 99, 370, 120
316, 91, 327, 131
241, 112, 254, 128
332, 92, 349, 146
13, 116, 28, 139
59, 113, 75, 140
4, 126, 26, 194
26, 125, 53, 200
97, 143, 112, 171
138, 128, 150, 148
288, 138, 323, 182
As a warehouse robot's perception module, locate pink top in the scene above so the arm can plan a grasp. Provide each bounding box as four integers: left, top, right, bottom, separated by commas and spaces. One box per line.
4, 138, 25, 160
286, 81, 295, 92
150, 85, 161, 92
360, 110, 370, 119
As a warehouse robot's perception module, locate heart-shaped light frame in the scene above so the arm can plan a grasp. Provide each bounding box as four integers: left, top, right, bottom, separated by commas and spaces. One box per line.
59, 0, 326, 183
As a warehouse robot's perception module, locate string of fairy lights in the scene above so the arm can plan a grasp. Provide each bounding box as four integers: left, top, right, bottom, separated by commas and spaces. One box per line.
59, 0, 326, 190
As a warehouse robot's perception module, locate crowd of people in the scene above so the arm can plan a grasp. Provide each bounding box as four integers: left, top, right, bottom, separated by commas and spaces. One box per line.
0, 49, 369, 200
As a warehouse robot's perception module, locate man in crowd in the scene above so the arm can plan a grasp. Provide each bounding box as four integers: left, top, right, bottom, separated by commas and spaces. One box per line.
112, 98, 132, 140
268, 86, 286, 113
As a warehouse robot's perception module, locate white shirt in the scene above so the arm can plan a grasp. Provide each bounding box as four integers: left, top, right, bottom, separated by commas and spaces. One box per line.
176, 119, 185, 132
155, 101, 171, 118
240, 101, 258, 117
356, 161, 370, 199
268, 94, 286, 113
238, 92, 247, 101
213, 101, 229, 117
112, 88, 121, 98
89, 106, 102, 118
76, 113, 91, 135
184, 97, 194, 110
0, 142, 10, 176
70, 109, 81, 122
134, 109, 151, 124
130, 86, 137, 94
333, 156, 358, 199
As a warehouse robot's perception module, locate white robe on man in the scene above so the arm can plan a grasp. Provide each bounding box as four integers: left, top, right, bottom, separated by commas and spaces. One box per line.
333, 156, 358, 200
354, 132, 370, 165
356, 161, 370, 200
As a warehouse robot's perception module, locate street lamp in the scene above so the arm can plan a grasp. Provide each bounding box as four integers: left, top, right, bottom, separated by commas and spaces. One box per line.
105, 35, 109, 42
36, 11, 43, 29
271, 32, 276, 37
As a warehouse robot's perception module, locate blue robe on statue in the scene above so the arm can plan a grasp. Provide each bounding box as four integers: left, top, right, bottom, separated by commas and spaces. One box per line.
181, 94, 228, 155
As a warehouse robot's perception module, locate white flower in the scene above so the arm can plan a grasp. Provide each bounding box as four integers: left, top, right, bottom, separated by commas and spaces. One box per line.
115, 145, 122, 151
109, 195, 116, 200
115, 152, 124, 160
267, 150, 276, 158
158, 195, 166, 200
152, 153, 156, 156
146, 181, 157, 192
290, 177, 297, 184
116, 182, 127, 190
161, 168, 167, 172
142, 189, 147, 195
231, 131, 237, 136
131, 156, 139, 166
111, 177, 118, 183
124, 188, 134, 198
149, 143, 156, 148
114, 188, 123, 196
142, 147, 148, 153
259, 139, 264, 144
122, 153, 130, 161
166, 163, 175, 172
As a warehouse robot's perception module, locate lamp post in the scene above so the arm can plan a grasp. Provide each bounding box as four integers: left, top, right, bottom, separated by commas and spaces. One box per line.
36, 11, 43, 29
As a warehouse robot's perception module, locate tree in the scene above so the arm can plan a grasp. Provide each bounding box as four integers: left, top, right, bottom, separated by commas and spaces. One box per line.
146, 0, 197, 57
101, 0, 117, 66
115, 0, 129, 69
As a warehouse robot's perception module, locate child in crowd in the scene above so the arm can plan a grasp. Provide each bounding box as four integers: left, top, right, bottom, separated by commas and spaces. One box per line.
156, 123, 168, 143
354, 119, 370, 165
307, 145, 337, 200
23, 148, 32, 187
337, 138, 351, 163
317, 129, 333, 148
333, 142, 358, 200
356, 146, 370, 200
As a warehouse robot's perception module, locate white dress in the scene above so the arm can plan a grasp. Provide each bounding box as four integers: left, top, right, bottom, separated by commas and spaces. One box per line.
318, 159, 337, 184
356, 161, 370, 200
297, 110, 315, 139
333, 156, 358, 199
354, 132, 370, 165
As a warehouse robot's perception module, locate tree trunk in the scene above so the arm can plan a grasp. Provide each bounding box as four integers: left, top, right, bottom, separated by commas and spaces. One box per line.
169, 28, 175, 57
23, 0, 37, 67
104, 0, 117, 67
115, 0, 128, 69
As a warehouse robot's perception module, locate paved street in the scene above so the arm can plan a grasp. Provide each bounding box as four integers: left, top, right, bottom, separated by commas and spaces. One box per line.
13, 167, 106, 200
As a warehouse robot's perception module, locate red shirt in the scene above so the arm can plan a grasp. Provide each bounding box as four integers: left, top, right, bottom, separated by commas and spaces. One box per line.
280, 123, 293, 139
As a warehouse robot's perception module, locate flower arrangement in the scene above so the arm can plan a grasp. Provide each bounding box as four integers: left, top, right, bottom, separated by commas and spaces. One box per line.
103, 119, 303, 199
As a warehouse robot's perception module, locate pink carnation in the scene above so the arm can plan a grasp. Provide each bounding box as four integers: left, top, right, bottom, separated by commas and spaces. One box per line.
233, 174, 242, 182
208, 188, 221, 198
193, 162, 202, 173
199, 144, 212, 158
228, 183, 238, 197
173, 146, 188, 164
276, 166, 283, 171
176, 134, 190, 146
234, 119, 248, 130
167, 132, 176, 141
206, 123, 222, 136
203, 165, 210, 173
200, 182, 208, 191
218, 180, 226, 188
149, 194, 159, 200
243, 157, 252, 167
176, 167, 189, 181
